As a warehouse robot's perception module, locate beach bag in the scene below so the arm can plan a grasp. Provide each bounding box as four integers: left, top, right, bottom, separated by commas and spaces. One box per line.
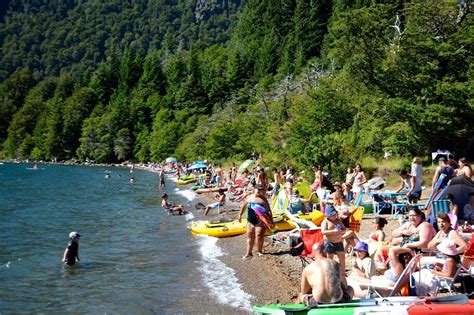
289, 237, 305, 256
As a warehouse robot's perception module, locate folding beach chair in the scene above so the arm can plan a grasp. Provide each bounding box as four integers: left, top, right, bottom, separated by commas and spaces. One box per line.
348, 206, 364, 234
292, 228, 324, 268
432, 264, 468, 296
428, 199, 451, 224
372, 193, 392, 216
361, 254, 422, 298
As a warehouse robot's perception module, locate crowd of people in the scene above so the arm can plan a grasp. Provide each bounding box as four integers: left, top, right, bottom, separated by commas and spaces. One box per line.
158, 155, 473, 306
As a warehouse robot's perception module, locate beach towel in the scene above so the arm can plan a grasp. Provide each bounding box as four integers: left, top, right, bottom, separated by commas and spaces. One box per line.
248, 202, 273, 229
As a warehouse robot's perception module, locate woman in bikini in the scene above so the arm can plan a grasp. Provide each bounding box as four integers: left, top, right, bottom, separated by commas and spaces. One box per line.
351, 164, 367, 202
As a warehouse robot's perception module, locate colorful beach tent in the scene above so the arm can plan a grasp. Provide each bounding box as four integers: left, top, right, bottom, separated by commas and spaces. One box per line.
446, 176, 474, 219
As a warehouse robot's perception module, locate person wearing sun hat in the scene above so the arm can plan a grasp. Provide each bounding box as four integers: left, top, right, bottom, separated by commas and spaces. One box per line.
412, 238, 462, 296
347, 241, 375, 298
321, 204, 347, 273
63, 231, 81, 266
352, 241, 375, 279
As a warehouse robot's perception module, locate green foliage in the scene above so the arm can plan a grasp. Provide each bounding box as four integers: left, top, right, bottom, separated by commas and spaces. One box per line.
1, 0, 472, 169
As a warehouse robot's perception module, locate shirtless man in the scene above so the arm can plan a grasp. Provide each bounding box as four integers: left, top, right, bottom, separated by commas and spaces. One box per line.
296, 242, 354, 306
321, 204, 347, 273
215, 165, 224, 187
204, 189, 226, 215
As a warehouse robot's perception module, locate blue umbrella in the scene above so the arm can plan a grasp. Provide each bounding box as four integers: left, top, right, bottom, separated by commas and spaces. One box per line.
188, 162, 207, 171
165, 157, 177, 163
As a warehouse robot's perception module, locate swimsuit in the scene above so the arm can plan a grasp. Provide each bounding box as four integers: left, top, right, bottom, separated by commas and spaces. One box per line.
369, 232, 379, 241
247, 202, 272, 229
384, 269, 400, 283
65, 241, 79, 265
324, 240, 344, 254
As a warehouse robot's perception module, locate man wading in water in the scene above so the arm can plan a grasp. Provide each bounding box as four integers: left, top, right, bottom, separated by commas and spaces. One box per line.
63, 232, 81, 266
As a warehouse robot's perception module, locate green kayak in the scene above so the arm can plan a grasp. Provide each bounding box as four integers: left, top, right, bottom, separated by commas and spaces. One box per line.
252, 300, 378, 315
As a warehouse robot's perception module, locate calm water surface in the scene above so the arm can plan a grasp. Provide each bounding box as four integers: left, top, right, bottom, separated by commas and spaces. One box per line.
0, 163, 249, 314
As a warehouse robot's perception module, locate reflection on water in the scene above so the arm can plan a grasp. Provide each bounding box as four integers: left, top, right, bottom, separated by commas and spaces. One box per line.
0, 163, 244, 313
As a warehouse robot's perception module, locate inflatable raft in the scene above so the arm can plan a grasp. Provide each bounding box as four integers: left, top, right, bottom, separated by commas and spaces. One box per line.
252, 295, 474, 315
188, 218, 247, 238
188, 211, 325, 238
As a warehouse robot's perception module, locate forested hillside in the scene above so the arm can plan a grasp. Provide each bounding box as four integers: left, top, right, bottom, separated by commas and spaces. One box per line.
1, 0, 473, 178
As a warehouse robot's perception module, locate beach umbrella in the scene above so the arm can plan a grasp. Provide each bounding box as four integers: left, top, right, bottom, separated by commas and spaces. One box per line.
188, 162, 207, 171
239, 159, 255, 172
165, 157, 177, 163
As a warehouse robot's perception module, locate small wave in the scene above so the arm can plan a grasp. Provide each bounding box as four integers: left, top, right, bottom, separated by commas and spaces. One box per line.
185, 213, 195, 220
196, 235, 252, 311
1, 261, 11, 268
175, 189, 196, 201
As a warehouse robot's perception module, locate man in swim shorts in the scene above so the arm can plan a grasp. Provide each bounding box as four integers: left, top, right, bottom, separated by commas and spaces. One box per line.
296, 243, 354, 306
204, 189, 226, 215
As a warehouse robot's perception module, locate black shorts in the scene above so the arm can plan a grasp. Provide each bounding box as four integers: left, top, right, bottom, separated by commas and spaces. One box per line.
324, 240, 344, 254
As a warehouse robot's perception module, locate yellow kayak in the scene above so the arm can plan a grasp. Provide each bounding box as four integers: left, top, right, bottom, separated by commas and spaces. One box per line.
177, 178, 197, 185
188, 211, 325, 238
189, 218, 247, 238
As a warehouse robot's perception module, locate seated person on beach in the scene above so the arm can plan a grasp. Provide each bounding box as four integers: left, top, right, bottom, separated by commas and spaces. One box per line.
161, 193, 187, 214
421, 213, 467, 266
289, 189, 308, 214
296, 242, 354, 306
204, 189, 226, 215
321, 205, 347, 273
365, 252, 413, 295
368, 217, 388, 242
347, 241, 375, 298
463, 192, 474, 224
368, 217, 388, 264
413, 239, 463, 296
377, 207, 435, 275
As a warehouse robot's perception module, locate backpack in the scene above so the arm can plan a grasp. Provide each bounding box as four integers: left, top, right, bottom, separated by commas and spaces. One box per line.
289, 237, 305, 256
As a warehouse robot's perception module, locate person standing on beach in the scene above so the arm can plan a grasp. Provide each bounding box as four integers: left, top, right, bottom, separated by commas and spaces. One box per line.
238, 184, 274, 259
321, 205, 347, 273
63, 232, 81, 266
431, 157, 454, 190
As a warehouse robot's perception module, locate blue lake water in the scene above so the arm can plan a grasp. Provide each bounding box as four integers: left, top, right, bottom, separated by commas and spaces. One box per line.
0, 163, 251, 314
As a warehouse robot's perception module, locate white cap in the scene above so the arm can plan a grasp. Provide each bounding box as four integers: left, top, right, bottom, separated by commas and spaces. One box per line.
69, 231, 81, 239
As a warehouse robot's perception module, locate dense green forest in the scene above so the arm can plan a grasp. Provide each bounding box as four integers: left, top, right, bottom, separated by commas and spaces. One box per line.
0, 0, 473, 177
